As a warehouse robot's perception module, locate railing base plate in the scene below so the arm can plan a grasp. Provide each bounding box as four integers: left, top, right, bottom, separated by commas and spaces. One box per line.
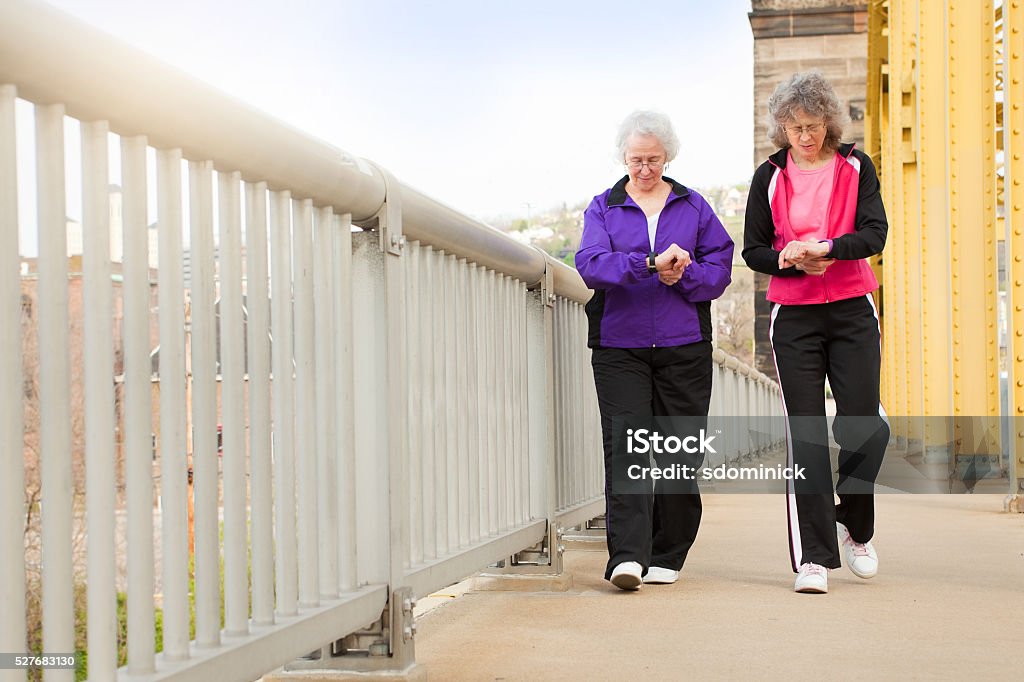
262, 663, 427, 682
469, 571, 573, 592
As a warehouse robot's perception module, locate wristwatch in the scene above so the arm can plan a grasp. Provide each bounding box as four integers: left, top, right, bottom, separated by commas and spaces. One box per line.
647, 250, 658, 274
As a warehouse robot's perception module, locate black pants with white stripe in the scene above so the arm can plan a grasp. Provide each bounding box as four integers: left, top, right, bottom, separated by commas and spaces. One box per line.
591, 342, 712, 580
769, 295, 889, 571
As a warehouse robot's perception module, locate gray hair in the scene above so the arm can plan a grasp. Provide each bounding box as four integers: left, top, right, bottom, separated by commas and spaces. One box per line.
615, 110, 680, 163
766, 72, 847, 151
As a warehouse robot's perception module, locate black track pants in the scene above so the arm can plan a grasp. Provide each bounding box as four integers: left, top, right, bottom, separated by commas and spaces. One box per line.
591, 342, 712, 580
769, 295, 889, 571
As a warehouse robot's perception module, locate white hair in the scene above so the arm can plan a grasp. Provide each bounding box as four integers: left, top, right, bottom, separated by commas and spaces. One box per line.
615, 110, 680, 162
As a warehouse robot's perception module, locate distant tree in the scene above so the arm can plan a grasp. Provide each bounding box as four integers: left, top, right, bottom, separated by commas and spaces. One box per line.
713, 267, 755, 366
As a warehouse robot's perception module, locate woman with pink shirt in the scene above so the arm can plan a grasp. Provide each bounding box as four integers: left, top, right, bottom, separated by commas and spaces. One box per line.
742, 72, 889, 594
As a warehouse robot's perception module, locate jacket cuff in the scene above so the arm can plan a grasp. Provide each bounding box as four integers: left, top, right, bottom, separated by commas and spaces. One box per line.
629, 252, 653, 279
679, 262, 697, 284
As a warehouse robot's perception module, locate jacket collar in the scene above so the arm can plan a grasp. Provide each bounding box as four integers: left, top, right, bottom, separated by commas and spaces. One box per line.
607, 175, 691, 207
768, 142, 856, 169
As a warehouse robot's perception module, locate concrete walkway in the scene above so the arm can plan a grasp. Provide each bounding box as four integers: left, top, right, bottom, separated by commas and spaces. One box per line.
415, 493, 1023, 681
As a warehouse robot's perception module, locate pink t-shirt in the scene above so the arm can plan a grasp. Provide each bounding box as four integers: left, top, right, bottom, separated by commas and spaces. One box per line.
784, 151, 837, 242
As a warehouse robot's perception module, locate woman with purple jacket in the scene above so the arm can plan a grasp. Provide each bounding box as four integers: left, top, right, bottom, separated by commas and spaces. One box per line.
575, 110, 734, 591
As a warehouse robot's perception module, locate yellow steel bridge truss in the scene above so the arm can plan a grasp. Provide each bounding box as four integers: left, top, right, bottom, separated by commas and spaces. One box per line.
866, 0, 1023, 497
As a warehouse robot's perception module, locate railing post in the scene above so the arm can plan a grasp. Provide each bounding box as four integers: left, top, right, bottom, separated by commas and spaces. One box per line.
156, 146, 189, 662
82, 118, 117, 678
375, 168, 412, 606
293, 198, 320, 609
0, 85, 25, 679
539, 266, 563, 573
246, 181, 275, 627
334, 212, 359, 591
189, 158, 219, 648
270, 189, 299, 618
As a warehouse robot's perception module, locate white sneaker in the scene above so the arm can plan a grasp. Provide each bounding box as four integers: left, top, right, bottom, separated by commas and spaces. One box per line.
643, 566, 679, 584
794, 563, 829, 593
837, 522, 878, 579
610, 561, 643, 590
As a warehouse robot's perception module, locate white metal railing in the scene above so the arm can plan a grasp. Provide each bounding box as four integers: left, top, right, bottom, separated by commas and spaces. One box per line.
0, 1, 783, 680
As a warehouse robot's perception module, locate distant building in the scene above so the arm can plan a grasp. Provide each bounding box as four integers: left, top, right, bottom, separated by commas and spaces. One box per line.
722, 187, 747, 218
748, 0, 868, 379
64, 185, 160, 266
22, 184, 247, 508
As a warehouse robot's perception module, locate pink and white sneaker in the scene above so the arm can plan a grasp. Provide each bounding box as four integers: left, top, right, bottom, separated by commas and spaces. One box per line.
794, 562, 829, 593
837, 522, 878, 579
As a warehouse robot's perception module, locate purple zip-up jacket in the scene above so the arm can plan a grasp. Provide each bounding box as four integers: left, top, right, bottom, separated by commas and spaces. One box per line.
576, 176, 734, 348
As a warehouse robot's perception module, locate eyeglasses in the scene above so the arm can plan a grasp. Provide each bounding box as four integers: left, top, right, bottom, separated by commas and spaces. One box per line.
785, 123, 825, 137
626, 159, 665, 171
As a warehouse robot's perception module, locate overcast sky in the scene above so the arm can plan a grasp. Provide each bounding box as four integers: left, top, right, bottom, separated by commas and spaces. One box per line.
41, 0, 756, 221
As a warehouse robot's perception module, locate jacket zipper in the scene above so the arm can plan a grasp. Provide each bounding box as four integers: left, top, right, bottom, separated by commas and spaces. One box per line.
651, 217, 658, 348
651, 271, 657, 347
